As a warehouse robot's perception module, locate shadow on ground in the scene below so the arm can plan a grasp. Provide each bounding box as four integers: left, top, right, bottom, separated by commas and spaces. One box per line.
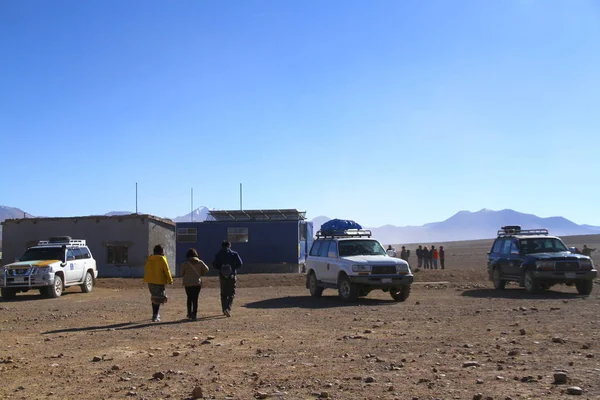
244, 295, 401, 309
1, 291, 83, 303
42, 315, 226, 334
461, 288, 586, 300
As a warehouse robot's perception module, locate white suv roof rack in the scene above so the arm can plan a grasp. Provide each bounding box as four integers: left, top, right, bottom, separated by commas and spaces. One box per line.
38, 238, 87, 247
316, 229, 372, 238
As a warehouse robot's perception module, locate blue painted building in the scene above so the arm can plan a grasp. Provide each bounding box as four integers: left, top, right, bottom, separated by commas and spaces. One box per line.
175, 209, 313, 275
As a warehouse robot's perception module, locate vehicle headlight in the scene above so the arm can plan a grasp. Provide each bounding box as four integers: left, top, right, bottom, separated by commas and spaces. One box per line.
396, 263, 410, 274
536, 261, 554, 270
580, 259, 593, 270
352, 265, 372, 272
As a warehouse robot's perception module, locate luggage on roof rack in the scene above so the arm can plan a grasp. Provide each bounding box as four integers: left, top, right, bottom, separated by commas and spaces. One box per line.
321, 219, 362, 233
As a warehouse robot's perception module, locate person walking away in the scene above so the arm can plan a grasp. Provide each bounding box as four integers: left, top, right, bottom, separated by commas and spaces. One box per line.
180, 248, 209, 321
432, 245, 439, 269
213, 240, 243, 317
581, 245, 596, 257
423, 246, 430, 269
400, 246, 408, 261
143, 244, 174, 322
386, 245, 396, 257
439, 245, 445, 269
406, 249, 411, 262
416, 245, 423, 268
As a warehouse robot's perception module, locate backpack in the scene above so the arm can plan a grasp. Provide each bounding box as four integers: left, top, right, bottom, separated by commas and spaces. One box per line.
221, 264, 233, 278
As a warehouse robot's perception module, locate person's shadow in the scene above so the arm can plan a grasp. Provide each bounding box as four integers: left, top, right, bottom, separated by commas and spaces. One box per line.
42, 314, 226, 335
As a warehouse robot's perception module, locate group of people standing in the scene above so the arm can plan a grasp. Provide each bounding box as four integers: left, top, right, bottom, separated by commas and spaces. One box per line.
142, 240, 243, 322
387, 244, 446, 269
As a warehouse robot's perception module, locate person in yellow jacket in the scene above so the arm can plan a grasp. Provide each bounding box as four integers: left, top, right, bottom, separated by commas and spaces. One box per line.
143, 244, 174, 322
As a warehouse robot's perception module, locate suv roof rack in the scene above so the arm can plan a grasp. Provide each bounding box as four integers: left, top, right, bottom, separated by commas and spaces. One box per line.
38, 237, 87, 247
316, 229, 372, 238
497, 226, 548, 237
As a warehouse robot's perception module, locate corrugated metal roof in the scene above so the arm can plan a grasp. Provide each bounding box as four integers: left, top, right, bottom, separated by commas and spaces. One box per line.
207, 209, 306, 221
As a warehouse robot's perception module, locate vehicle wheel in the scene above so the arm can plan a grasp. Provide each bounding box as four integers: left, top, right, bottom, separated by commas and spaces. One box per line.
338, 275, 359, 301
47, 275, 64, 298
390, 285, 411, 302
1, 288, 17, 301
80, 271, 94, 293
524, 270, 541, 294
358, 289, 371, 297
575, 280, 593, 295
308, 272, 323, 297
492, 268, 506, 290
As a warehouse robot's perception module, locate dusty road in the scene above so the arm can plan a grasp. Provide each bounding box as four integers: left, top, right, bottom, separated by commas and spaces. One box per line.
1, 268, 599, 400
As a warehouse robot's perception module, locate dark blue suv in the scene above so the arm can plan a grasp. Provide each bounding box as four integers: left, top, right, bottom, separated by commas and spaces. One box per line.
487, 226, 597, 295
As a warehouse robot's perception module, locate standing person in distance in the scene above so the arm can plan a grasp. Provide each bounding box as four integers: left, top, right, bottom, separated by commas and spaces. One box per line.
213, 240, 243, 317
400, 246, 408, 261
143, 244, 174, 322
180, 248, 209, 321
423, 246, 430, 269
386, 245, 396, 257
416, 245, 423, 269
439, 245, 446, 269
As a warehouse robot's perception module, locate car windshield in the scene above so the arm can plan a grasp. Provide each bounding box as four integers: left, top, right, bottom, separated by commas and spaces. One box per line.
519, 238, 568, 254
338, 240, 387, 256
20, 247, 65, 262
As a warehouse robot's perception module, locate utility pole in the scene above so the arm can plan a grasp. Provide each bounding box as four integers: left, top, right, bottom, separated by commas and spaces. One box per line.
191, 188, 194, 222
135, 182, 138, 214
240, 183, 243, 210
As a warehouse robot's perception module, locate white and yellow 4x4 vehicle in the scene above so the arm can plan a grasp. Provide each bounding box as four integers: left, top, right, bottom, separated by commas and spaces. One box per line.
305, 229, 413, 301
0, 237, 97, 300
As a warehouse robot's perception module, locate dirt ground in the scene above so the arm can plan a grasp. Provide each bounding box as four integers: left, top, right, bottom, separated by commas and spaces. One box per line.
1, 238, 600, 400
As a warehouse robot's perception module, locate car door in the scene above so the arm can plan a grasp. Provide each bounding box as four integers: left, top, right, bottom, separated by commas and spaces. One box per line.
65, 248, 79, 282
506, 239, 522, 276
317, 240, 335, 283
324, 241, 339, 283
308, 240, 325, 281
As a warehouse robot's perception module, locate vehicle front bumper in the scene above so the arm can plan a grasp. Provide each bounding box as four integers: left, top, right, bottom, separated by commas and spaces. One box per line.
348, 274, 414, 287
533, 269, 597, 281
0, 272, 55, 289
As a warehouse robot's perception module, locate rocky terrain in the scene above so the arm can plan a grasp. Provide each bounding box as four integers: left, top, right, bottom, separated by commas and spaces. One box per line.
0, 243, 599, 400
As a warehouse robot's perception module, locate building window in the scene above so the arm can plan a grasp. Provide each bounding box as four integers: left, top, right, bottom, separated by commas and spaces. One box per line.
177, 228, 197, 243
107, 245, 128, 264
228, 227, 249, 243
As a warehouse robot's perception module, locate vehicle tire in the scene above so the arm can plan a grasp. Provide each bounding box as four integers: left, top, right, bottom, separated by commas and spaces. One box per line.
358, 289, 371, 297
390, 285, 411, 302
338, 275, 359, 302
47, 275, 64, 298
1, 288, 17, 301
80, 271, 94, 293
575, 280, 593, 295
308, 272, 323, 298
492, 267, 506, 290
524, 270, 541, 294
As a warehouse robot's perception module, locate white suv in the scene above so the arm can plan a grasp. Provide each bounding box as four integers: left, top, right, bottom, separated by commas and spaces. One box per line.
0, 237, 98, 300
305, 229, 413, 301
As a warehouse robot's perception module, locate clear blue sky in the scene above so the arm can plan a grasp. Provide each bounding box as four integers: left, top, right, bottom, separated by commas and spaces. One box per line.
1, 1, 599, 227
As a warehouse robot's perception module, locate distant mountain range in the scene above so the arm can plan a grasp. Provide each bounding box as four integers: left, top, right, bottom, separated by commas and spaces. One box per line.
311, 208, 600, 244
2, 206, 600, 247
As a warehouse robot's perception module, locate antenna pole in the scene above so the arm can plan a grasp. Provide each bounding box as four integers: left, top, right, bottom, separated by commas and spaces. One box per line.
135, 182, 138, 214
191, 188, 194, 222
240, 183, 242, 210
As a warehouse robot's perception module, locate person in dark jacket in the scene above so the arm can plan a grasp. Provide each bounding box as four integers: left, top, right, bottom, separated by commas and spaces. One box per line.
416, 245, 423, 268
423, 246, 430, 269
439, 245, 445, 269
213, 240, 243, 317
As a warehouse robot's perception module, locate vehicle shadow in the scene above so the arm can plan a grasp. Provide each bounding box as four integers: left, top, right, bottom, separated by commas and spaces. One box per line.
42, 315, 226, 334
244, 295, 398, 310
461, 288, 585, 300
1, 291, 81, 303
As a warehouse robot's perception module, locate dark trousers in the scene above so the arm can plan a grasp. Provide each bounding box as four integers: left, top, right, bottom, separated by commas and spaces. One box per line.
185, 285, 202, 318
220, 276, 237, 312
440, 258, 445, 269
